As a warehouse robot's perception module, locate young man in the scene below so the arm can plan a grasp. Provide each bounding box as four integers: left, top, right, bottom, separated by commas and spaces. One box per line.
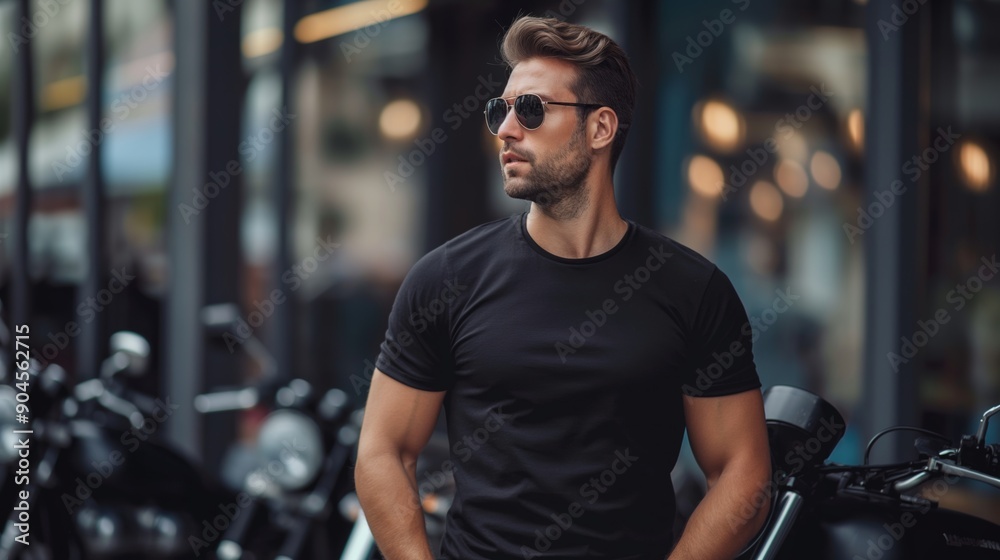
356, 16, 771, 560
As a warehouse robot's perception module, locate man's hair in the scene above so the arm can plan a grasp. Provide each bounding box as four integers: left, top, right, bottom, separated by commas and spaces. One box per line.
500, 16, 638, 174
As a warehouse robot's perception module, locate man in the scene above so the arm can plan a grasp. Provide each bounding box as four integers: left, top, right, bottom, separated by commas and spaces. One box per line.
356, 16, 771, 560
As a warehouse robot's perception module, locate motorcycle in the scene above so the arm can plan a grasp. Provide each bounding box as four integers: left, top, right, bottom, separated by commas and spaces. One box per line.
741, 385, 1000, 560
0, 329, 230, 559
194, 303, 453, 560
195, 303, 361, 559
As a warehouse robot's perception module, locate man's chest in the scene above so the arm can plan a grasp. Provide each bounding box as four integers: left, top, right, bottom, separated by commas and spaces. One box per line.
446, 276, 691, 403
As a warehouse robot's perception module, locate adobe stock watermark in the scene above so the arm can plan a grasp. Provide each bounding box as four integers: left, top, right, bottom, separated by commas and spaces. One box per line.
32, 267, 136, 369
843, 126, 960, 244
7, 0, 73, 54
877, 0, 928, 41
554, 244, 674, 363
720, 84, 834, 202
682, 286, 800, 397
52, 63, 171, 182
60, 396, 180, 514
188, 436, 311, 556
521, 448, 639, 559
886, 254, 999, 372
383, 74, 502, 192
177, 107, 296, 224
672, 0, 751, 73
352, 276, 469, 395
221, 235, 340, 353
211, 0, 245, 21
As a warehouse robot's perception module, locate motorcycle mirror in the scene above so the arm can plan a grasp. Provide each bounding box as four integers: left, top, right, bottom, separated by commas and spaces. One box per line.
976, 404, 1000, 447
105, 331, 151, 378
319, 389, 349, 423
201, 303, 241, 333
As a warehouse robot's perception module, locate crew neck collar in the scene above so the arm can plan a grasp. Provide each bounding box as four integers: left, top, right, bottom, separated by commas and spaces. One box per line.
519, 211, 635, 265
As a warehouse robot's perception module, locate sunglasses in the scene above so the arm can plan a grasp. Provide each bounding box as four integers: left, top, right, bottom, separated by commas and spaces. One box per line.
483, 93, 604, 135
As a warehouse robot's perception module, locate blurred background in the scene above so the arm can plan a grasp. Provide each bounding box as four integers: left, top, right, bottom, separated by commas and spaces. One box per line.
1, 0, 1000, 546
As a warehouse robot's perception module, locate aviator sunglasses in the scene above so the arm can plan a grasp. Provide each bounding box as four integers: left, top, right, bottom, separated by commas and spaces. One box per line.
484, 93, 604, 135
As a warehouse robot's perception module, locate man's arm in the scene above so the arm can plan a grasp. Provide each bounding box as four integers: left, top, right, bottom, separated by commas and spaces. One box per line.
355, 368, 446, 560
669, 389, 772, 560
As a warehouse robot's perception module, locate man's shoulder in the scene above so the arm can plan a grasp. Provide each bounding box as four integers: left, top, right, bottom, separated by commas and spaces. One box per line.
441, 213, 519, 253
409, 213, 519, 275
629, 221, 719, 279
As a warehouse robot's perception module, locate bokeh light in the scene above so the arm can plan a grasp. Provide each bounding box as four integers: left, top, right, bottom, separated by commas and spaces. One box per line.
750, 180, 784, 221
379, 99, 423, 141
687, 155, 726, 197
810, 151, 842, 190
774, 159, 809, 198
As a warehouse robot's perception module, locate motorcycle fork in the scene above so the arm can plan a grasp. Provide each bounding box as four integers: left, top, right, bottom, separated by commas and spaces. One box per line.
749, 489, 804, 560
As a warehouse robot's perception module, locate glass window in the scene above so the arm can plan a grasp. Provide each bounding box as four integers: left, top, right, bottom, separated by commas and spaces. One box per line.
919, 0, 1000, 526
289, 1, 431, 392
656, 3, 868, 463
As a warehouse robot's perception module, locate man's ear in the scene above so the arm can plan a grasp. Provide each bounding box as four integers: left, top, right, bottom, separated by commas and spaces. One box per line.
588, 107, 619, 152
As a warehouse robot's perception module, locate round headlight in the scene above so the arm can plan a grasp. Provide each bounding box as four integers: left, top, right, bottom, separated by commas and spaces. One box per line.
256, 409, 324, 491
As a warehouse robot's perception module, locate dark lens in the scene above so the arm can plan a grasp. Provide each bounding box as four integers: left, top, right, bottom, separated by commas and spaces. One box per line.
484, 98, 508, 134
514, 94, 544, 129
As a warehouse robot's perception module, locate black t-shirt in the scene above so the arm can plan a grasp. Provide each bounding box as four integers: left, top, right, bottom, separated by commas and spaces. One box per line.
375, 212, 760, 560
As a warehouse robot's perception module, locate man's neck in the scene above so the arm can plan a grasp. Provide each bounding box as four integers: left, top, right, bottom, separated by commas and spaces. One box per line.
526, 184, 627, 260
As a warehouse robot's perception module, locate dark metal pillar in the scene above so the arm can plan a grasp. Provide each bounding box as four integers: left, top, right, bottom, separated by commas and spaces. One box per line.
613, 0, 656, 227
11, 0, 34, 332
423, 4, 503, 249
200, 0, 247, 470
166, 0, 247, 467
77, 0, 107, 379
860, 0, 930, 463
273, 0, 298, 383
165, 0, 208, 458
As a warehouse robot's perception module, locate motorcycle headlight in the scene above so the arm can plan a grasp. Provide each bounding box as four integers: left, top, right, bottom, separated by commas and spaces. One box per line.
256, 409, 324, 491
763, 385, 846, 471
0, 385, 21, 464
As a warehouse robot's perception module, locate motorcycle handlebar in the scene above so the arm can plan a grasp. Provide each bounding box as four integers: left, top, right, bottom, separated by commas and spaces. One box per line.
194, 387, 260, 413
893, 453, 1000, 493
74, 379, 146, 429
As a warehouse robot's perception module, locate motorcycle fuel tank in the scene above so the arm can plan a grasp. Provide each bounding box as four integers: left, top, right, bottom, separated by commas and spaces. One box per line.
778, 496, 1000, 560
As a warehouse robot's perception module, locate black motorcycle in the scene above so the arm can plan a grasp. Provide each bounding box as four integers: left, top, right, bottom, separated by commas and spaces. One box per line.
195, 303, 453, 560
0, 330, 230, 559
741, 385, 1000, 559
194, 303, 361, 560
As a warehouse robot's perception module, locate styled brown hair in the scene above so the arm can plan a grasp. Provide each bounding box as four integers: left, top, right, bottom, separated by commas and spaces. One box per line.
501, 16, 638, 173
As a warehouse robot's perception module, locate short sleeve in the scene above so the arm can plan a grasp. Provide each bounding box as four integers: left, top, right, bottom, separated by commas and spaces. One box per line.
374, 246, 457, 392
680, 267, 761, 397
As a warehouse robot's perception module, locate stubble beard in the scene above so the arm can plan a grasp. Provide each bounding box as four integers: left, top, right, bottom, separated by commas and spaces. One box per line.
502, 127, 592, 220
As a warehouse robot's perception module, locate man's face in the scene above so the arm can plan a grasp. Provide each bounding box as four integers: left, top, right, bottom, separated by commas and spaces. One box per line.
496, 58, 593, 208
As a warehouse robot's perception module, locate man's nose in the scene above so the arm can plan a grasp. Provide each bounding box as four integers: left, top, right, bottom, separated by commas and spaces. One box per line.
496, 105, 522, 142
